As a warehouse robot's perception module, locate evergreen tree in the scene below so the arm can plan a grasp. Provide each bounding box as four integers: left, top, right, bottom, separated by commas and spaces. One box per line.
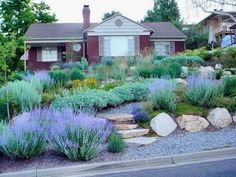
102, 11, 120, 21
143, 0, 182, 29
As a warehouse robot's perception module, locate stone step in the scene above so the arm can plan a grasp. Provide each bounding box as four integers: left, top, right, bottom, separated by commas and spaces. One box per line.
102, 113, 134, 122
118, 129, 150, 139
115, 124, 139, 130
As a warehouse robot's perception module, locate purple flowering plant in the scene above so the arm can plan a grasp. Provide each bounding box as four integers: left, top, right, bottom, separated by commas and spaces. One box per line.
186, 75, 224, 106
0, 113, 46, 159
148, 79, 176, 112
48, 110, 113, 161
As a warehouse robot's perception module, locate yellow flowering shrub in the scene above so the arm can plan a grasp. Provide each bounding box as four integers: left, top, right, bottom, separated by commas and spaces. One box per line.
71, 80, 83, 88
84, 78, 97, 88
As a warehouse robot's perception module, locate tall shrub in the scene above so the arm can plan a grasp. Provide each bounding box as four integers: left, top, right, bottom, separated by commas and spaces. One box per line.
0, 114, 46, 159
0, 80, 42, 112
185, 75, 224, 106
49, 111, 112, 161
148, 79, 176, 112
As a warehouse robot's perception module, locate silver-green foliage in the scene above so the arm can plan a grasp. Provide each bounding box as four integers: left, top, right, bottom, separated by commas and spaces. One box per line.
51, 82, 149, 110
0, 80, 42, 112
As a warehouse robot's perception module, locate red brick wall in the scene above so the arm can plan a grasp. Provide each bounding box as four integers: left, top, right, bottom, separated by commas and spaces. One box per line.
87, 36, 100, 63
175, 41, 185, 53
65, 42, 83, 61
27, 46, 66, 71
140, 35, 150, 51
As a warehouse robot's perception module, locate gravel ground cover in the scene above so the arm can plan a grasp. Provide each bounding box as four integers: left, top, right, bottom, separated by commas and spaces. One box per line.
1, 102, 236, 173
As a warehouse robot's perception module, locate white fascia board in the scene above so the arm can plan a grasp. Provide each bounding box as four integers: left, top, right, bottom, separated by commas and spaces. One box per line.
26, 39, 83, 44
87, 32, 150, 36
150, 38, 185, 42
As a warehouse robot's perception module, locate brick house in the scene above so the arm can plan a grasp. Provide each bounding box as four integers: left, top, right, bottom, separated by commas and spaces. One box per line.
24, 5, 186, 70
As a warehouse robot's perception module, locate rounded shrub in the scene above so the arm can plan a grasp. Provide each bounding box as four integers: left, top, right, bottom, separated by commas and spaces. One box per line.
175, 103, 208, 117
49, 70, 69, 84
108, 132, 125, 153
70, 69, 85, 81
133, 111, 150, 123
49, 111, 112, 161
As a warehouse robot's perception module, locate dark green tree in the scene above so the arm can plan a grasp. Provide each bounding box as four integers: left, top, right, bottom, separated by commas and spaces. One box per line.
0, 0, 57, 71
183, 25, 208, 49
143, 0, 182, 29
0, 0, 57, 37
102, 11, 120, 21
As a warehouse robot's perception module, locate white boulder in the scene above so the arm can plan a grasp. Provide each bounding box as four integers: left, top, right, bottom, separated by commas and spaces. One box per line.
150, 113, 177, 137
199, 66, 214, 78
207, 108, 232, 128
176, 115, 209, 132
233, 115, 236, 123
181, 66, 188, 77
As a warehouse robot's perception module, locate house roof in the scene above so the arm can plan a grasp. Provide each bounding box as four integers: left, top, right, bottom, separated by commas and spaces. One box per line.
142, 22, 186, 38
26, 21, 186, 40
198, 12, 236, 25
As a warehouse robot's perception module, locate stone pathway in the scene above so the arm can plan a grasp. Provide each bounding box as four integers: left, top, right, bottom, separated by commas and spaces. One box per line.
101, 113, 150, 139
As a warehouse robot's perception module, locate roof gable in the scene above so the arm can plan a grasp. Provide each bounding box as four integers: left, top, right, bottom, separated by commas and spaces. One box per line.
86, 14, 153, 36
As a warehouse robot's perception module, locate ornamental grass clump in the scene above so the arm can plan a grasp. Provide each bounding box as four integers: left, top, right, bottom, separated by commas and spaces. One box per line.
148, 79, 176, 112
185, 75, 224, 106
108, 132, 125, 153
49, 111, 112, 161
0, 114, 46, 159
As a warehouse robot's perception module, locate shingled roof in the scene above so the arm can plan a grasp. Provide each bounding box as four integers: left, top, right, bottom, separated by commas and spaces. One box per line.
26, 22, 186, 40
141, 22, 186, 38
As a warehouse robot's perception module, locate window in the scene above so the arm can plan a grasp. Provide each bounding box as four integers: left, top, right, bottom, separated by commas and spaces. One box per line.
42, 47, 58, 62
103, 36, 135, 56
154, 42, 171, 56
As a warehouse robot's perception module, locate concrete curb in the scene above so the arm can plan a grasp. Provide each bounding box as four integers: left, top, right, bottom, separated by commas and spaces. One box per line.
1, 147, 236, 177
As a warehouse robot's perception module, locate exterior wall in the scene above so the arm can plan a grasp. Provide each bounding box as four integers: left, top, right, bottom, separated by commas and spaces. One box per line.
175, 41, 185, 53
65, 42, 83, 60
87, 15, 151, 36
27, 46, 66, 70
27, 47, 55, 70
87, 36, 100, 63
140, 35, 150, 52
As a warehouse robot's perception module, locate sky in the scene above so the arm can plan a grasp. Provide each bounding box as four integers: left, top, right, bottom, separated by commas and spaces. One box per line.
33, 0, 230, 24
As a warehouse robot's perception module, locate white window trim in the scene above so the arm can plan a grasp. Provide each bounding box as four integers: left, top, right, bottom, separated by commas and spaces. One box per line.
41, 47, 58, 62
103, 36, 135, 57
154, 41, 171, 57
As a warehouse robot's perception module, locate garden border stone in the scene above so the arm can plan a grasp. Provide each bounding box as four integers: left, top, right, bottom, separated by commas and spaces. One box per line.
1, 148, 236, 177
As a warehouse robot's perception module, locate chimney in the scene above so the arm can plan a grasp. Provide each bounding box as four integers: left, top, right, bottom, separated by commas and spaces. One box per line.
83, 5, 90, 30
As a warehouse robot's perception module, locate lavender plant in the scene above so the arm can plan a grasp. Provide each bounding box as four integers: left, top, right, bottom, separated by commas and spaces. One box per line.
48, 111, 112, 161
186, 75, 224, 106
148, 79, 176, 112
0, 114, 46, 159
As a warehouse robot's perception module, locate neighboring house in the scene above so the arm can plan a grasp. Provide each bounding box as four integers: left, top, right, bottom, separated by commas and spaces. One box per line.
25, 5, 186, 70
197, 12, 236, 45
229, 24, 236, 47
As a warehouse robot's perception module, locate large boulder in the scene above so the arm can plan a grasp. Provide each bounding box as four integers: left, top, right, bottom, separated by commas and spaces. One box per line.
233, 115, 236, 123
181, 66, 188, 77
207, 108, 232, 128
199, 66, 214, 78
175, 78, 188, 87
150, 113, 177, 137
176, 115, 209, 132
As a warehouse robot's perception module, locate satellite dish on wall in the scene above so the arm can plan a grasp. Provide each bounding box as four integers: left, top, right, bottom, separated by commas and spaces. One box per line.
73, 43, 81, 52
221, 35, 235, 48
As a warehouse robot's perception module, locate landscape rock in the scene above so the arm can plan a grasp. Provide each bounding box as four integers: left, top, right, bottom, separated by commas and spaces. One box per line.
223, 71, 232, 75
181, 66, 188, 77
115, 124, 139, 130
199, 66, 215, 78
207, 108, 232, 128
150, 113, 177, 137
175, 78, 188, 86
12, 112, 30, 122
176, 115, 209, 132
125, 137, 158, 145
102, 113, 134, 122
233, 115, 236, 123
215, 64, 222, 69
118, 129, 149, 139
